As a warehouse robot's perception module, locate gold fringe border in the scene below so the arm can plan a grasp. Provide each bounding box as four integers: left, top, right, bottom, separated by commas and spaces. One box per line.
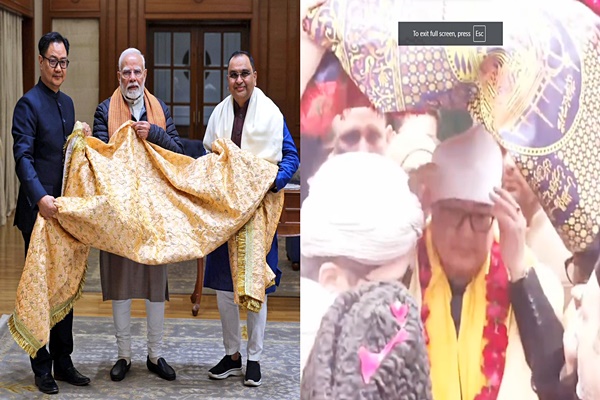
61, 123, 86, 195
236, 225, 256, 312
7, 262, 88, 358
235, 222, 266, 313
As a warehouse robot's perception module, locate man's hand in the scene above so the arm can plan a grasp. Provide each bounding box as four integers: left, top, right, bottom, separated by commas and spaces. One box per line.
132, 121, 151, 140
37, 195, 58, 219
489, 186, 528, 281
82, 122, 92, 137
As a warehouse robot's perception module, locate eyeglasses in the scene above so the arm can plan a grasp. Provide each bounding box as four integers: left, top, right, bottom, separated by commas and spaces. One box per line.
42, 56, 69, 69
120, 69, 144, 78
434, 206, 495, 233
228, 70, 252, 80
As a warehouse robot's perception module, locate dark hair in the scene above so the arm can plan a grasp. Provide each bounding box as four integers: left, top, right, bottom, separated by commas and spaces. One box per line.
301, 281, 432, 400
227, 50, 256, 71
573, 233, 600, 283
38, 32, 70, 56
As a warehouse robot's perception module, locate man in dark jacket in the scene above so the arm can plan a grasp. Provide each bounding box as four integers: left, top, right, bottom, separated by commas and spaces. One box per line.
92, 47, 183, 383
12, 31, 92, 395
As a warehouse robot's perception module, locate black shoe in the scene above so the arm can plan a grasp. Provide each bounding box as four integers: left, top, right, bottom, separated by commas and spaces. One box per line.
244, 360, 262, 387
146, 356, 176, 381
110, 359, 131, 382
208, 355, 243, 380
54, 366, 90, 386
34, 373, 59, 394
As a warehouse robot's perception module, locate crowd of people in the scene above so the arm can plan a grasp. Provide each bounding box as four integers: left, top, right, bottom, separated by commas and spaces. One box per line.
299, 2, 600, 399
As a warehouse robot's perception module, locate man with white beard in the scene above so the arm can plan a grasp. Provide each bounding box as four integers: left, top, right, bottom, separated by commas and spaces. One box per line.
92, 47, 183, 382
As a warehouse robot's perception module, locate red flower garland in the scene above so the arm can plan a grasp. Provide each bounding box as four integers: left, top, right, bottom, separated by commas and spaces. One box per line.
418, 234, 510, 400
580, 0, 600, 16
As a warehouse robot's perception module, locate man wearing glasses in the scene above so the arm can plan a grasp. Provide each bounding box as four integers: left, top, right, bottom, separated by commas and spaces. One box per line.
407, 125, 566, 400
92, 47, 183, 383
203, 50, 299, 387
12, 31, 92, 395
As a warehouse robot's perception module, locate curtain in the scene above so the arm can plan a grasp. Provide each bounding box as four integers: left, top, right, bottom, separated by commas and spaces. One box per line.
0, 9, 23, 226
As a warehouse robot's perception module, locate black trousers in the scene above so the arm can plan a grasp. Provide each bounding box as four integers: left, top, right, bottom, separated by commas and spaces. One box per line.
23, 230, 74, 376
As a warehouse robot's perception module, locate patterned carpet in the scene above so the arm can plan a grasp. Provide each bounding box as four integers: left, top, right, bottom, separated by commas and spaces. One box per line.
0, 315, 300, 399
83, 237, 300, 297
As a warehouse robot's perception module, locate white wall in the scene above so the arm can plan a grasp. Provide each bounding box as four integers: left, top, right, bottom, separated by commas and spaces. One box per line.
51, 19, 100, 126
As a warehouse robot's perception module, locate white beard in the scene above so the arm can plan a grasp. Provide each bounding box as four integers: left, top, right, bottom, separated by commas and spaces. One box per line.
120, 84, 144, 105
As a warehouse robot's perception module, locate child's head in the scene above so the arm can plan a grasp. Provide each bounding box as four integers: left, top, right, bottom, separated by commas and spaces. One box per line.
301, 281, 432, 399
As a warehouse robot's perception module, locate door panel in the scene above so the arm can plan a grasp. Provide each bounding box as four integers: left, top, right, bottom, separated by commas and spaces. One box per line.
148, 23, 249, 141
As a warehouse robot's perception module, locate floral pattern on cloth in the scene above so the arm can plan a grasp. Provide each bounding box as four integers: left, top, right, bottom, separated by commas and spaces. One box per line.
9, 121, 283, 357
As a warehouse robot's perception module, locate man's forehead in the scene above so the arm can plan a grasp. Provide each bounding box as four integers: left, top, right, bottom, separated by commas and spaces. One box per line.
46, 42, 67, 57
228, 55, 251, 70
340, 107, 383, 122
121, 54, 143, 69
436, 198, 491, 212
333, 107, 386, 132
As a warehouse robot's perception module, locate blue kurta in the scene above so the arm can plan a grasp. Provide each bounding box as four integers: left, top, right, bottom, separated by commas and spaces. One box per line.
12, 79, 75, 235
204, 122, 300, 293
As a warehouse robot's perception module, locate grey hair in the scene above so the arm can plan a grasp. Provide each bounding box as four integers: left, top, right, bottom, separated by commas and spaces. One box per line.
301, 281, 432, 400
118, 47, 146, 70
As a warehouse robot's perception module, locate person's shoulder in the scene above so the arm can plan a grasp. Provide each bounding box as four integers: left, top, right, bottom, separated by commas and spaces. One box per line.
255, 87, 281, 110
210, 95, 233, 114
216, 94, 231, 107
58, 91, 75, 105
20, 83, 43, 102
96, 97, 112, 111
16, 85, 43, 110
22, 84, 39, 98
153, 95, 167, 108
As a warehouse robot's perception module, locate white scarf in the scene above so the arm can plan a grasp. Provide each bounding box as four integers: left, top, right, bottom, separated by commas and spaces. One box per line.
203, 87, 283, 164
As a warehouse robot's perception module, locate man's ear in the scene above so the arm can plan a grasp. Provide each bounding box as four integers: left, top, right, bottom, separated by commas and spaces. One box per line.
408, 162, 437, 194
318, 261, 347, 292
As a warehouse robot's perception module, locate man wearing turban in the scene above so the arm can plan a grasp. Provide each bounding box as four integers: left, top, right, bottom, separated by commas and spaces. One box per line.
300, 151, 425, 372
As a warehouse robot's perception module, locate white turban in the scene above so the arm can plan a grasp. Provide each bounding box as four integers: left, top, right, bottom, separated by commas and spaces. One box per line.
301, 152, 424, 266
430, 124, 502, 205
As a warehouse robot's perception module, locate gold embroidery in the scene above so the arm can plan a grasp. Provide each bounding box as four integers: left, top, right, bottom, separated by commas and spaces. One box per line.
9, 122, 283, 356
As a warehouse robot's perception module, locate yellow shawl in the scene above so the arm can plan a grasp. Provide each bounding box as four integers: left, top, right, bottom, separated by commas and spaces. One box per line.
9, 121, 283, 357
410, 229, 564, 400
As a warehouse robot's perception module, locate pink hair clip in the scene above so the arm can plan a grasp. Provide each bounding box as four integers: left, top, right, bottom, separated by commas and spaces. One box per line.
359, 301, 409, 384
